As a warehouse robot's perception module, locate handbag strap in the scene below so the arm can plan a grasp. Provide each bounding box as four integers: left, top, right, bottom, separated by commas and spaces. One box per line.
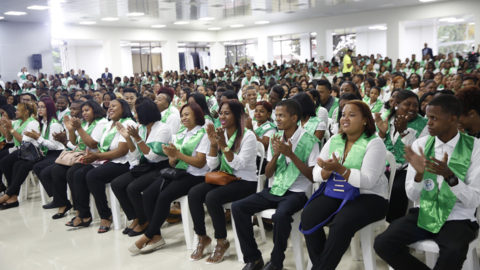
298, 182, 354, 235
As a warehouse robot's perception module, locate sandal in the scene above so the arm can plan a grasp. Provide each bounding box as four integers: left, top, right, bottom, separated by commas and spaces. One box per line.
66, 216, 92, 228
190, 235, 212, 261
206, 239, 230, 264
98, 217, 112, 234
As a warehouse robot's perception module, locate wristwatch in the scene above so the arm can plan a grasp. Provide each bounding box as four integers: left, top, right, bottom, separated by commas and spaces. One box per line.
222, 146, 230, 153
444, 174, 458, 186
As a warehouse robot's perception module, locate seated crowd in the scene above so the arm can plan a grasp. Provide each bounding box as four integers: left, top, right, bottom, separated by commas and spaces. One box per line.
1, 49, 480, 270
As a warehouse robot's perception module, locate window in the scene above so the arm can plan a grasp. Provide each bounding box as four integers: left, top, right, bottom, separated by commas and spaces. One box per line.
130, 42, 162, 74
437, 21, 475, 55
224, 39, 256, 66
178, 43, 210, 71
333, 32, 356, 58
310, 33, 317, 60
273, 35, 301, 63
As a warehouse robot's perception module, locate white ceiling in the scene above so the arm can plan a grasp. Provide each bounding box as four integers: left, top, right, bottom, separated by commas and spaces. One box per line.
0, 0, 459, 31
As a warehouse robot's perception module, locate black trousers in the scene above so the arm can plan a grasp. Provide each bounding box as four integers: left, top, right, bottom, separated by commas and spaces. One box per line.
50, 163, 83, 208
374, 208, 479, 270
386, 169, 408, 223
0, 150, 21, 188
34, 151, 62, 197
5, 150, 62, 196
111, 168, 161, 224
188, 180, 257, 239
73, 162, 130, 219
301, 194, 388, 270
231, 188, 307, 268
143, 173, 204, 238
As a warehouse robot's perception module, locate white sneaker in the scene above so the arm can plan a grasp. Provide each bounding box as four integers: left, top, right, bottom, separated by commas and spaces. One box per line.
128, 242, 146, 255
141, 237, 166, 253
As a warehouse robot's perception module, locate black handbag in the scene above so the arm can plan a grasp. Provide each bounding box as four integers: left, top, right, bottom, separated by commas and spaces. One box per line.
159, 167, 187, 180
18, 141, 44, 162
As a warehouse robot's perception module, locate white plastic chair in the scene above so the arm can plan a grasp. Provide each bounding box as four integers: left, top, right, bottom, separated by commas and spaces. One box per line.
90, 183, 125, 230
228, 141, 266, 262
177, 194, 195, 250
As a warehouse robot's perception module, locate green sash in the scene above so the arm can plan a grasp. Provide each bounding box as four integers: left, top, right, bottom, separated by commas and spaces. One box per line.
254, 121, 276, 137
385, 115, 427, 164
328, 98, 339, 118
211, 103, 219, 114
56, 109, 70, 123
99, 118, 131, 153
174, 128, 206, 169
77, 119, 101, 150
269, 129, 317, 196
219, 128, 246, 174
418, 133, 474, 233
161, 105, 173, 123
370, 99, 384, 113
138, 124, 167, 158
301, 117, 321, 139
329, 133, 376, 170
13, 117, 36, 147
40, 118, 60, 154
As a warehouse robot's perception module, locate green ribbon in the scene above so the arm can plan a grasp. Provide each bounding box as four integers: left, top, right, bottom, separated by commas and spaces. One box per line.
40, 118, 60, 155
300, 117, 322, 141
219, 128, 246, 174
98, 118, 131, 153
370, 99, 384, 113
174, 128, 206, 169
269, 130, 317, 196
384, 115, 427, 164
328, 133, 375, 170
137, 124, 167, 159
77, 118, 101, 150
328, 98, 339, 118
418, 133, 473, 233
161, 105, 173, 123
13, 116, 36, 147
254, 121, 276, 137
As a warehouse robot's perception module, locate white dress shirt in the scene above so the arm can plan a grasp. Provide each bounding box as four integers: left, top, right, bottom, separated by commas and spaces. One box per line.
406, 133, 480, 222
67, 118, 108, 151
172, 125, 210, 176
313, 136, 389, 199
267, 126, 319, 195
162, 105, 181, 135
99, 119, 136, 164
37, 120, 65, 151
11, 119, 40, 147
128, 121, 172, 167
207, 129, 257, 182
253, 121, 276, 139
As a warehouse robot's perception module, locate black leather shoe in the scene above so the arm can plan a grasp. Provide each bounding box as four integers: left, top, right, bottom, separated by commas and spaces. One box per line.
42, 201, 57, 209
0, 201, 19, 210
242, 258, 264, 270
262, 261, 281, 270
52, 204, 72, 219
122, 227, 132, 235
128, 228, 146, 237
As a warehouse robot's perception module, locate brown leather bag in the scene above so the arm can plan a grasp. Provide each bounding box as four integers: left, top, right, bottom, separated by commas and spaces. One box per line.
55, 150, 86, 166
205, 171, 240, 186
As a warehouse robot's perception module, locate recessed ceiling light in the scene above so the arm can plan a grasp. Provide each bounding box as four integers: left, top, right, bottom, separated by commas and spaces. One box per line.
255, 21, 270, 25
127, 12, 144, 17
27, 5, 49, 10
177, 43, 186, 46
230, 24, 244, 28
469, 22, 475, 25
79, 21, 96, 25
368, 25, 387, 30
0, 16, 4, 20
311, 32, 317, 36
419, 0, 437, 2
101, 17, 119, 21
151, 24, 166, 28
199, 17, 214, 21
208, 27, 221, 31
174, 21, 189, 25
4, 11, 27, 16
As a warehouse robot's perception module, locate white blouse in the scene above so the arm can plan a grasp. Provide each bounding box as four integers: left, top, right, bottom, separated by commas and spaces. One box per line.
37, 119, 65, 151
172, 125, 210, 176
128, 121, 172, 167
99, 118, 136, 164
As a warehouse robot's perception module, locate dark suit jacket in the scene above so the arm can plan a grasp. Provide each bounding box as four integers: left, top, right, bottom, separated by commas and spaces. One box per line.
102, 72, 112, 80
422, 48, 433, 59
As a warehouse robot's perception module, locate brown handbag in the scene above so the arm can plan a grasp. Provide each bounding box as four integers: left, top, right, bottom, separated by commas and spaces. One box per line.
205, 171, 240, 186
55, 150, 86, 166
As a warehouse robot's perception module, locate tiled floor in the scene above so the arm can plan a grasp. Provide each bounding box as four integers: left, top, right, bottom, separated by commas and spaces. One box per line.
0, 188, 392, 270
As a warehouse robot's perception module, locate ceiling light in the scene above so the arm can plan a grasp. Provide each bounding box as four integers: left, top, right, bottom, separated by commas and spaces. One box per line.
101, 17, 119, 21
4, 11, 27, 16
174, 21, 189, 25
79, 21, 96, 25
27, 5, 49, 10
208, 27, 221, 31
254, 21, 270, 25
368, 25, 387, 30
419, 0, 437, 2
439, 17, 464, 23
0, 16, 4, 20
127, 12, 144, 17
151, 24, 166, 28
230, 24, 244, 28
311, 32, 317, 36
177, 43, 186, 46
199, 17, 214, 21
469, 22, 475, 25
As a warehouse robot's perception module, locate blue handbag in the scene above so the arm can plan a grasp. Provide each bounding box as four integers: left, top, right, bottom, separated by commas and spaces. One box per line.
299, 172, 359, 235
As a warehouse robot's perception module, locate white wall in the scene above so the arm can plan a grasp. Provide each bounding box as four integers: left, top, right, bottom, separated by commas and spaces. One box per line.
356, 30, 387, 57
0, 21, 54, 81
401, 24, 437, 60
65, 43, 105, 80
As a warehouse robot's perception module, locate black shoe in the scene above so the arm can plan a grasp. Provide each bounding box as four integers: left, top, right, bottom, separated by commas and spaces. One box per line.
128, 228, 146, 237
42, 201, 57, 209
122, 227, 132, 235
0, 201, 19, 210
262, 262, 281, 270
52, 204, 72, 219
242, 258, 264, 270
66, 216, 92, 228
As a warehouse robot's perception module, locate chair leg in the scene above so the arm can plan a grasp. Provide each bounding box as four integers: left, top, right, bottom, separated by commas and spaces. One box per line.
360, 224, 377, 270
350, 232, 362, 261
39, 183, 48, 206
256, 213, 267, 243
231, 215, 245, 262
179, 196, 194, 250
107, 184, 122, 230
463, 246, 478, 270
292, 213, 305, 270
424, 252, 438, 268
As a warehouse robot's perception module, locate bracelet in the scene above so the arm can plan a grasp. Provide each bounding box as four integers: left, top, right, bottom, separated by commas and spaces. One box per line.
9, 129, 14, 134
136, 139, 144, 144
341, 167, 349, 177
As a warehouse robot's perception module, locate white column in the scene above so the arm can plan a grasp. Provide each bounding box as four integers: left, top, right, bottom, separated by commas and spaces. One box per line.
102, 38, 122, 78
326, 29, 334, 61
161, 40, 179, 71
475, 15, 480, 50
210, 42, 226, 70
300, 33, 311, 61
256, 36, 273, 65
386, 20, 401, 61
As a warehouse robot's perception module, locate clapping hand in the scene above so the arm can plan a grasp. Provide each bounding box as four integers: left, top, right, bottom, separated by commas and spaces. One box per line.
215, 127, 227, 148
162, 143, 179, 159
1, 118, 12, 131
24, 130, 41, 140
317, 153, 342, 173
245, 117, 253, 130
206, 123, 217, 146
426, 152, 453, 179
374, 113, 388, 135
404, 145, 426, 174
63, 115, 73, 131
271, 134, 293, 158
82, 149, 98, 164
394, 115, 408, 134
127, 125, 140, 140
71, 117, 82, 130
116, 122, 129, 139
53, 131, 68, 146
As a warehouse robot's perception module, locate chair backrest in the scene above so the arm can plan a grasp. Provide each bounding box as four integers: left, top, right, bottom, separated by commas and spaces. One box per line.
385, 151, 396, 199
256, 141, 266, 192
